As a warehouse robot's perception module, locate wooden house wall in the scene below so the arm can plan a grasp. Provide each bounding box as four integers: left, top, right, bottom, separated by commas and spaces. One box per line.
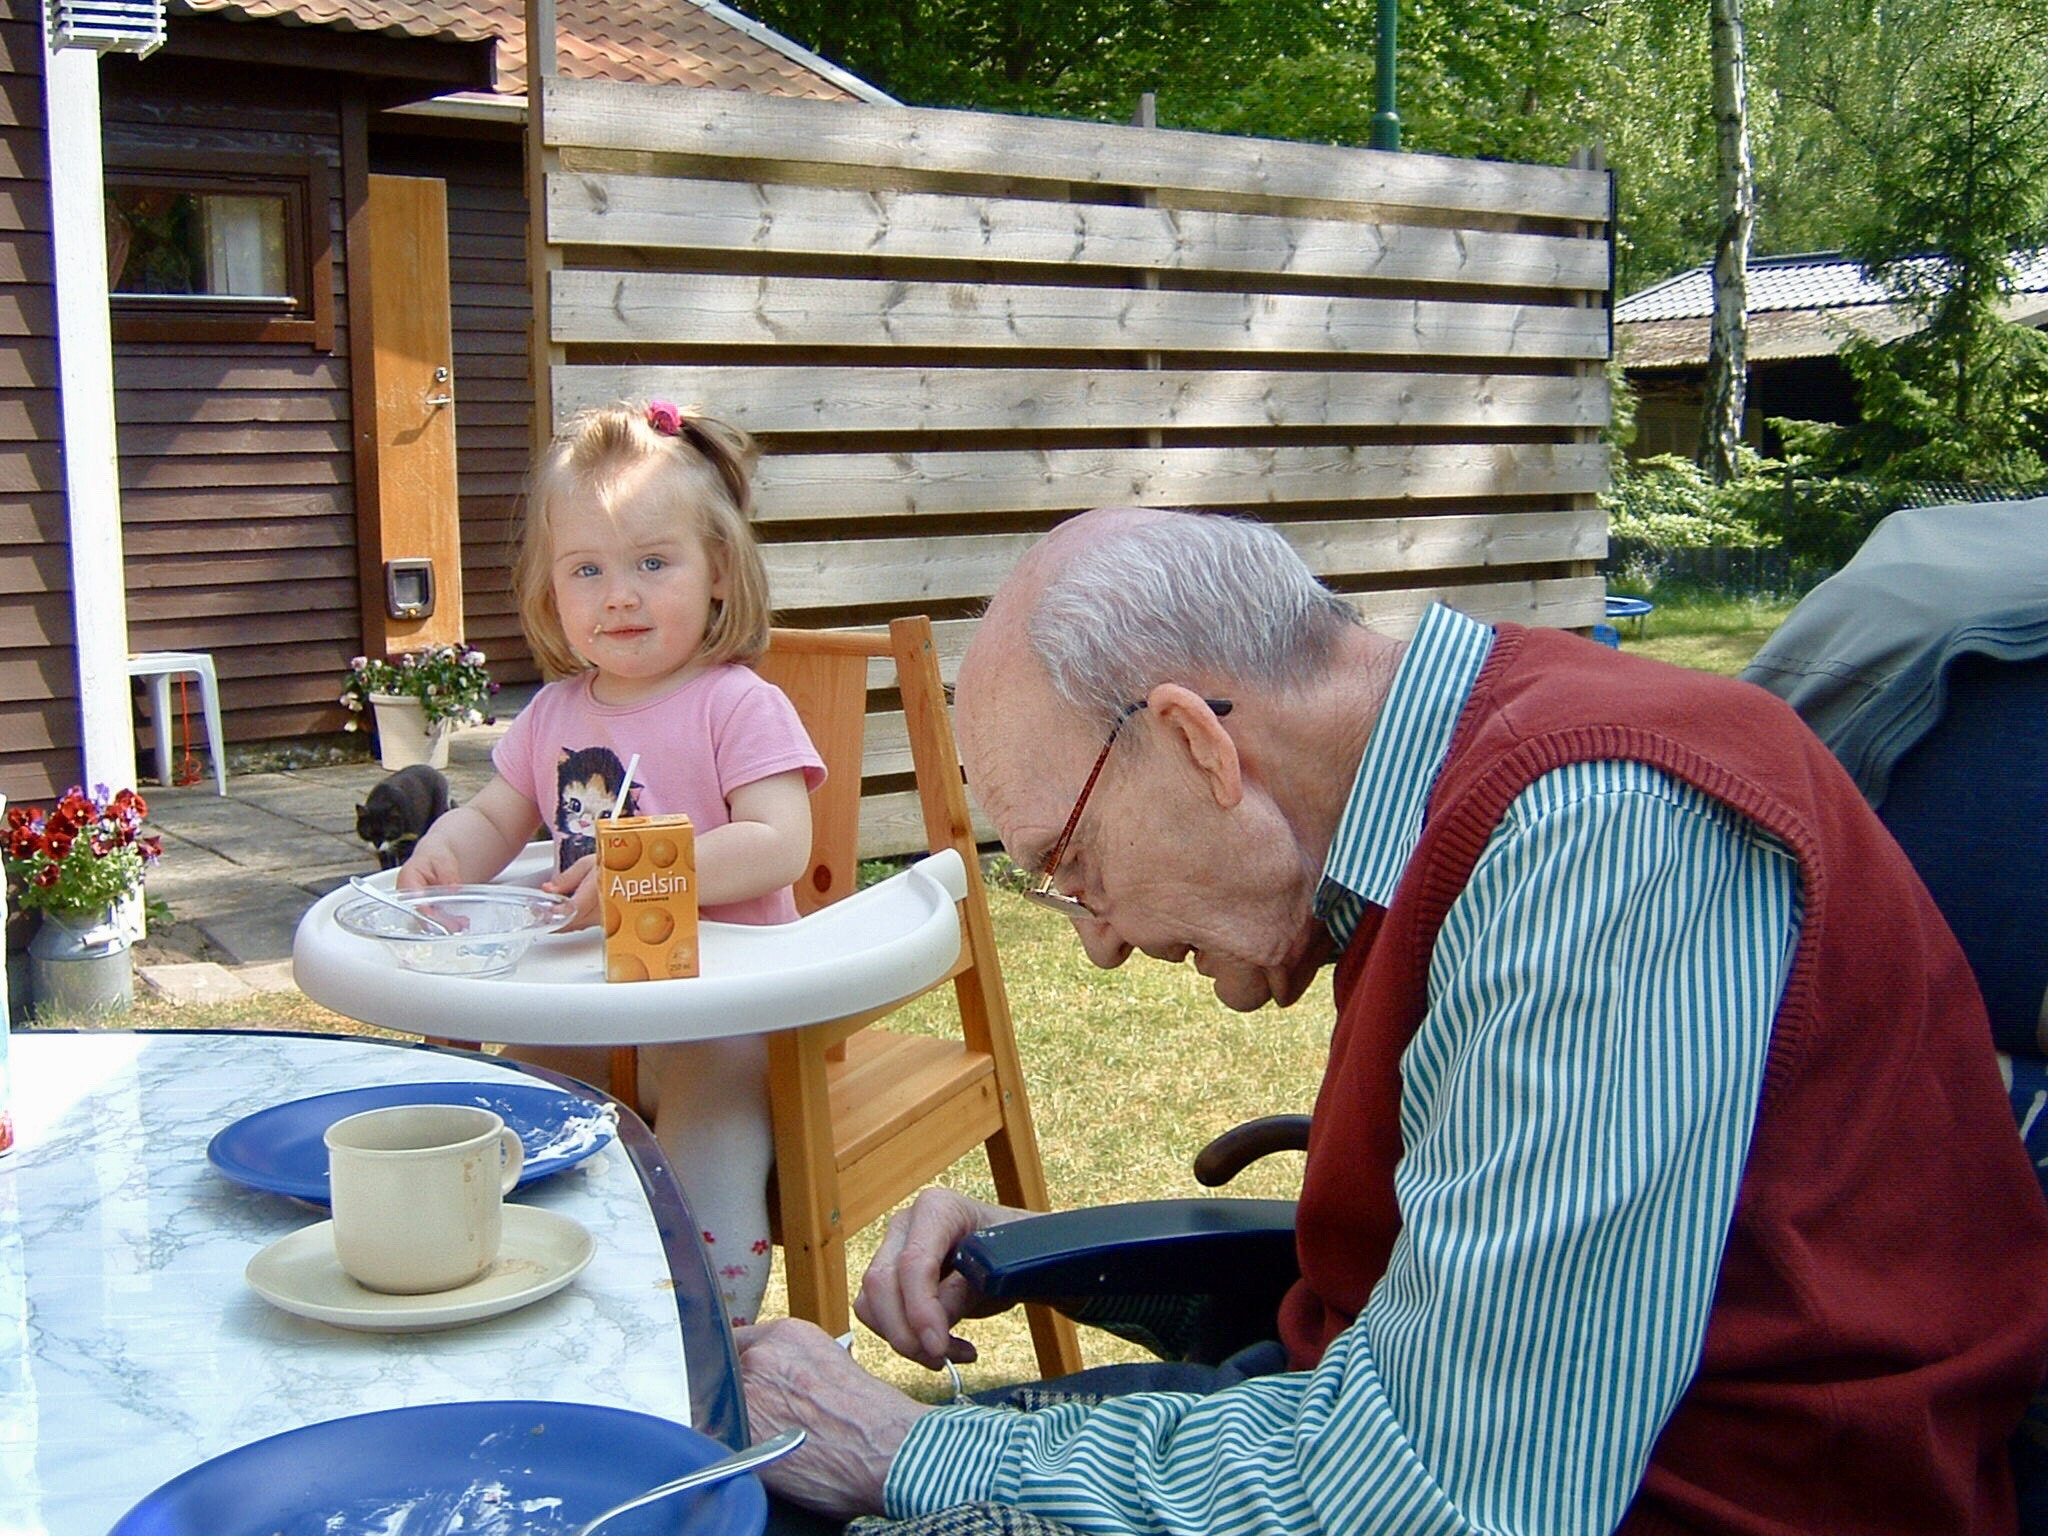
369, 125, 541, 690
0, 2, 68, 803
536, 78, 1614, 853
98, 59, 361, 757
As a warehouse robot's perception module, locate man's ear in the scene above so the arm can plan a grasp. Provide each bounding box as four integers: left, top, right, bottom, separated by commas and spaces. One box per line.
1147, 683, 1241, 808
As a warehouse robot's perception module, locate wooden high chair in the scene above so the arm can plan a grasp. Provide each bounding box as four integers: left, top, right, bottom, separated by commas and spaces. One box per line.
614, 616, 1082, 1379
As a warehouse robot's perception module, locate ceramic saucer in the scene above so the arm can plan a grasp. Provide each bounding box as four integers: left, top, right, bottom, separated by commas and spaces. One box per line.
245, 1205, 594, 1331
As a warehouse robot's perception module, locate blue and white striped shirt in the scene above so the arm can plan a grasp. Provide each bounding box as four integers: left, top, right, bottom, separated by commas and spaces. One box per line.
890, 605, 1802, 1535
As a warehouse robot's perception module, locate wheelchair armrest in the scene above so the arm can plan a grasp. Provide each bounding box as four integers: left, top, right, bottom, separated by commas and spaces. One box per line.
1192, 1114, 1311, 1187
950, 1198, 1299, 1301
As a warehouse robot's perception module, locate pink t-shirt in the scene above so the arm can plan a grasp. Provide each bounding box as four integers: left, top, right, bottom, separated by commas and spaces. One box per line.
494, 663, 825, 926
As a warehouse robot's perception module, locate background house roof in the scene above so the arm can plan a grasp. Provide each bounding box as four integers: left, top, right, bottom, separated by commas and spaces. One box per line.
175, 0, 888, 100
1616, 250, 2048, 371
1618, 249, 2048, 323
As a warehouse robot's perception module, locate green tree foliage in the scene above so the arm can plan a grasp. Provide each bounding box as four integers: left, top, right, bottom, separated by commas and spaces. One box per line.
742, 0, 1607, 166
1192, 0, 1604, 168
739, 0, 1351, 122
1595, 0, 1885, 292
741, 0, 2048, 366
1605, 453, 1774, 550
1775, 0, 2048, 479
1588, 0, 1712, 294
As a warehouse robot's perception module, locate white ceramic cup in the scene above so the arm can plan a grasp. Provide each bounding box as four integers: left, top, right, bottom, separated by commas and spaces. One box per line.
324, 1104, 525, 1294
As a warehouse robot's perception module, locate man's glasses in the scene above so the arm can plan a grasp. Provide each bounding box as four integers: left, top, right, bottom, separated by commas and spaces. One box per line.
1022, 697, 1233, 918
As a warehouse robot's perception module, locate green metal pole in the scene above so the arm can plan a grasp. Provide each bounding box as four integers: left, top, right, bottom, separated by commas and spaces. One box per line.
1372, 0, 1400, 151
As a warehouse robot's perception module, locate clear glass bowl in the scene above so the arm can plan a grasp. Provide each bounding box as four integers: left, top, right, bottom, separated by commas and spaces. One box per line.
334, 885, 577, 977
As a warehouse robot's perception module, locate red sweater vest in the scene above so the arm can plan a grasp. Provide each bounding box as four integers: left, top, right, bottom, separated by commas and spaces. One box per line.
1278, 625, 2048, 1533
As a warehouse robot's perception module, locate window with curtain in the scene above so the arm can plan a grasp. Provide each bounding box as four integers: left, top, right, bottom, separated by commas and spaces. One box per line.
104, 153, 333, 347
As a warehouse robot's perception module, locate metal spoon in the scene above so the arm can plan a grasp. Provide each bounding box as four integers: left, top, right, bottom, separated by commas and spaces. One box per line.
347, 874, 453, 936
568, 1427, 805, 1536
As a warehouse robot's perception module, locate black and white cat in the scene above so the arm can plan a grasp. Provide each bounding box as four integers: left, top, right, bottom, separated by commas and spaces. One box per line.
553, 745, 641, 870
355, 764, 453, 871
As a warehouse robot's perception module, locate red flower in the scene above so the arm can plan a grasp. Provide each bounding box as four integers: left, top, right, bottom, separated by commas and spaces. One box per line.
2, 784, 157, 914
646, 400, 683, 436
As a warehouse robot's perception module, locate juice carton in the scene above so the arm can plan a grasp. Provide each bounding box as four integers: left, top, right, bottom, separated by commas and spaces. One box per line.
597, 814, 699, 982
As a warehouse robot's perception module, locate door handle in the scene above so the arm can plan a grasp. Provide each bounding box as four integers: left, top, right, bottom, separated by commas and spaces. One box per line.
425, 394, 455, 407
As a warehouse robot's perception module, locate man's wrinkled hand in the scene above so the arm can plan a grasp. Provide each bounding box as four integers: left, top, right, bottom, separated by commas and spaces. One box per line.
736, 1318, 931, 1519
855, 1187, 1031, 1369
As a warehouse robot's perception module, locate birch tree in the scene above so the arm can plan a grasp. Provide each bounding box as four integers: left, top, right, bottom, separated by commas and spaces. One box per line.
1698, 0, 1756, 482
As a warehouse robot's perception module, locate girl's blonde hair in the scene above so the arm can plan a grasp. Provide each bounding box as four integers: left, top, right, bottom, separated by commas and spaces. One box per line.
514, 403, 772, 680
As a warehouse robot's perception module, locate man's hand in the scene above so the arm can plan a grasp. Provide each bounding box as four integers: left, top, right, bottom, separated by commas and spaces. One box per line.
855, 1188, 1032, 1369
736, 1318, 932, 1519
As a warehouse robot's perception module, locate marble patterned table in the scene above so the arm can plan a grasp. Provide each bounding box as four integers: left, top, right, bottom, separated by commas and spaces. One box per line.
0, 1030, 744, 1536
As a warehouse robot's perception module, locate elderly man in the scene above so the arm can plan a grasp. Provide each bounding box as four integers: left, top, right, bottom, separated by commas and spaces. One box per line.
739, 507, 2048, 1535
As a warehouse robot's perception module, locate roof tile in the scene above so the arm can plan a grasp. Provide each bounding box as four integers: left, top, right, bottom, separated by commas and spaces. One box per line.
178, 0, 863, 98
1618, 250, 2048, 323
1617, 306, 1924, 370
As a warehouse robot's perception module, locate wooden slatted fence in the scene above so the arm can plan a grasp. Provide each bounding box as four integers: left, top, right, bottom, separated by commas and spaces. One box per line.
533, 78, 1613, 854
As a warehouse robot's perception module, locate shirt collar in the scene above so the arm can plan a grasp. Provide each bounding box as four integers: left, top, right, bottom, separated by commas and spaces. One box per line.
1314, 604, 1495, 950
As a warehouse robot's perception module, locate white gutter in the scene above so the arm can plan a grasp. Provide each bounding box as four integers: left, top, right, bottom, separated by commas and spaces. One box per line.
43, 35, 136, 794
383, 88, 526, 124
686, 0, 896, 104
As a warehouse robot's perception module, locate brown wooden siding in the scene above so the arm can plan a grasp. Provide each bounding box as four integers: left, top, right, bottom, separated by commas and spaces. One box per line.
370, 124, 541, 692
100, 56, 364, 752
0, 0, 68, 802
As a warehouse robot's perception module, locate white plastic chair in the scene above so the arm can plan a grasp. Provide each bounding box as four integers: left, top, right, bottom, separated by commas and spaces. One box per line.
127, 652, 227, 795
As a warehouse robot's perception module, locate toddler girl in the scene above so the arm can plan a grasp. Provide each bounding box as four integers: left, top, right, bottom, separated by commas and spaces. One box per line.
399, 401, 823, 1327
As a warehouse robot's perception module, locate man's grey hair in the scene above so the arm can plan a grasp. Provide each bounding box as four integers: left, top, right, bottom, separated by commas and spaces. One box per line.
1026, 511, 1358, 725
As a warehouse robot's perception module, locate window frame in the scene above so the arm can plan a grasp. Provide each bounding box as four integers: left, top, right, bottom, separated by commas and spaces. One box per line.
104, 149, 335, 350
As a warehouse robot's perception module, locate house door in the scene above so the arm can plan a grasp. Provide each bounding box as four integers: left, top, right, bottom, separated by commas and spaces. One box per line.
362, 173, 464, 655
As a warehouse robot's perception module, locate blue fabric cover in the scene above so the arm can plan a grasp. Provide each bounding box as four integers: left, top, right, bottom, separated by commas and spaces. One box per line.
1741, 498, 2048, 808
1877, 653, 2048, 1055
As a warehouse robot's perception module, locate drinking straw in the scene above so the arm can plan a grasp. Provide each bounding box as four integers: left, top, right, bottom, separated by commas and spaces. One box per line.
609, 753, 640, 823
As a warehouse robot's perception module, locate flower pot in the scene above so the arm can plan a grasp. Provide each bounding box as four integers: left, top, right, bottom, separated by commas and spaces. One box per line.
368, 693, 451, 772
27, 906, 133, 1019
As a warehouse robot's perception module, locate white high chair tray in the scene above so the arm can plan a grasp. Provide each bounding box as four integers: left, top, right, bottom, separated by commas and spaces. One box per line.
292, 846, 968, 1044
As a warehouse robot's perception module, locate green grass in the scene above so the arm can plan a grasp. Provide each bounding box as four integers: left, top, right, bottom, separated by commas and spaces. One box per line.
31, 593, 1786, 1398
1617, 590, 1796, 676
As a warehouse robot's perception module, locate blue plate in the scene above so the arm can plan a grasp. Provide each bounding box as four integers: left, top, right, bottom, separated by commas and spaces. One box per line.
208, 1082, 617, 1203
108, 1400, 765, 1536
